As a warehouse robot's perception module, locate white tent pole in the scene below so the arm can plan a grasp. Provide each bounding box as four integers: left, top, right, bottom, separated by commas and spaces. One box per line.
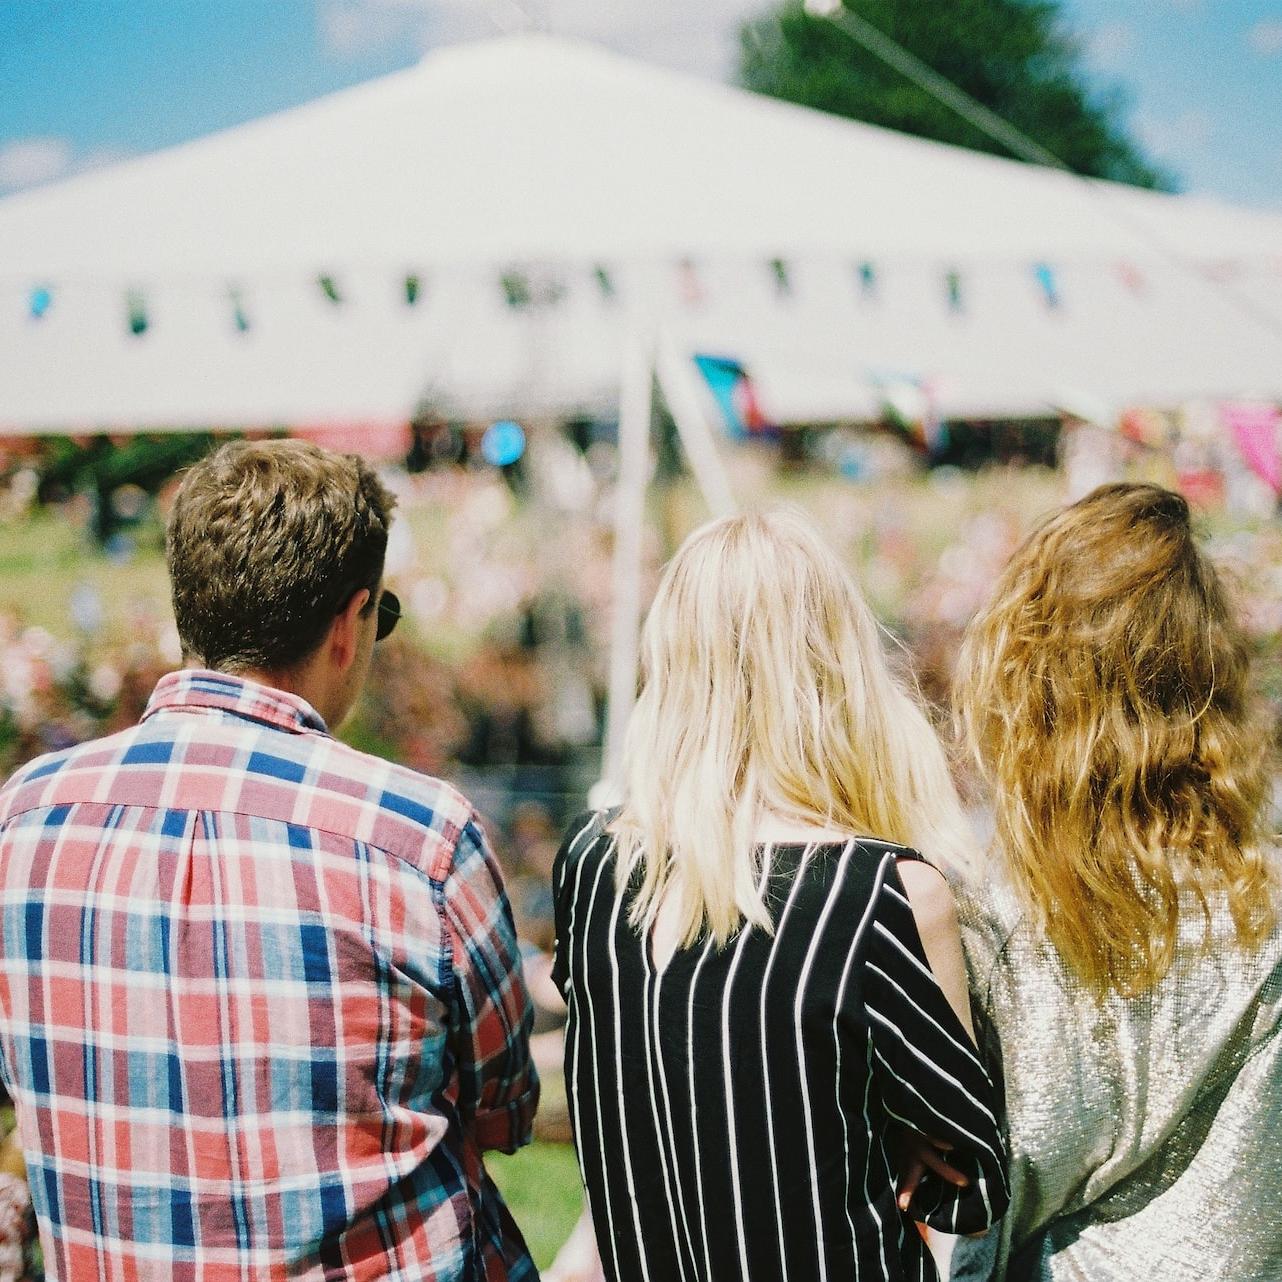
654, 330, 738, 518
600, 329, 654, 797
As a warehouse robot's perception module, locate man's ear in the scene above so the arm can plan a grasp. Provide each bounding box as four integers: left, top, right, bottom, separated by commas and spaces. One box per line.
329, 588, 371, 671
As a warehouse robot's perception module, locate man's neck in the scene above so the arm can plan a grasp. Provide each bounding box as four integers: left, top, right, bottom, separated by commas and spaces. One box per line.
224, 664, 334, 727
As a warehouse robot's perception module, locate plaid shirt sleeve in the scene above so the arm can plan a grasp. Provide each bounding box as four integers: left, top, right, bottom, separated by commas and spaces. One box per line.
439, 817, 539, 1154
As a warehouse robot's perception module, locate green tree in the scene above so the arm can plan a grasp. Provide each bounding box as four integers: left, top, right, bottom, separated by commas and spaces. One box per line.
740, 0, 1175, 190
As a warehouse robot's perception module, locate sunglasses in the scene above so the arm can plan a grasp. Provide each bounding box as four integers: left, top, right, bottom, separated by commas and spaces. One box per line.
375, 589, 401, 642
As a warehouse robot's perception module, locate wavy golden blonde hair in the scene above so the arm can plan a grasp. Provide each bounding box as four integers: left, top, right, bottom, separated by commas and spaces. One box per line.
615, 508, 979, 949
955, 482, 1277, 996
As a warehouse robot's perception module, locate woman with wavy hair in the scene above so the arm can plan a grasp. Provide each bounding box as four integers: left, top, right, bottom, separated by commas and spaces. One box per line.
948, 482, 1281, 1282
552, 509, 1009, 1282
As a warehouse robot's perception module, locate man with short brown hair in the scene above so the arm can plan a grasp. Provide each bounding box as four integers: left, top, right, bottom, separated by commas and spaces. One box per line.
0, 439, 539, 1280
167, 438, 396, 679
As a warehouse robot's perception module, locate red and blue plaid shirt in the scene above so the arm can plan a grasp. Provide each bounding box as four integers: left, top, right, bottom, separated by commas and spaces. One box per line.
0, 670, 539, 1281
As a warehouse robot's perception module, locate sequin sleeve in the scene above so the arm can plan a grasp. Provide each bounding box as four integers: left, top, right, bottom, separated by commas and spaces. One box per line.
953, 876, 1282, 1282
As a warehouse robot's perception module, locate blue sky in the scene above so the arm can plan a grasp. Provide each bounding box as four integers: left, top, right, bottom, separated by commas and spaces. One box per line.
2, 0, 1280, 209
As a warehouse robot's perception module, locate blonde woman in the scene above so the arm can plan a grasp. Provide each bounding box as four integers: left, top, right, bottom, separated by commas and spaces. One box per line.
947, 483, 1282, 1282
551, 510, 1009, 1282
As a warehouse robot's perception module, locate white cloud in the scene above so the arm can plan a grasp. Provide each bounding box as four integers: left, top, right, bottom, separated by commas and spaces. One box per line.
1088, 21, 1137, 67
79, 145, 134, 173
320, 0, 500, 59
0, 137, 74, 190
1247, 18, 1282, 55
319, 1, 419, 57
1134, 109, 1214, 160
0, 139, 137, 193
539, 0, 769, 75
318, 0, 768, 77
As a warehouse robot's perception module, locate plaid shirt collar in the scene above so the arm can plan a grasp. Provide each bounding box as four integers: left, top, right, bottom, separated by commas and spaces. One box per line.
142, 669, 331, 737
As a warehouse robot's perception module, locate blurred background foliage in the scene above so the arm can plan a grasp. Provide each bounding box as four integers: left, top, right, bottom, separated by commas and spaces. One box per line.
740, 0, 1174, 188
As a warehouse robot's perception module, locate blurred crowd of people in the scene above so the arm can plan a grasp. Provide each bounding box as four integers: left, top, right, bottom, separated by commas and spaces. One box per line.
2, 425, 1282, 1278
5, 434, 1282, 962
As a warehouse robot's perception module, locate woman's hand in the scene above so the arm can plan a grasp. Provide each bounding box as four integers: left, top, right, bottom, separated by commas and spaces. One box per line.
894, 1127, 969, 1212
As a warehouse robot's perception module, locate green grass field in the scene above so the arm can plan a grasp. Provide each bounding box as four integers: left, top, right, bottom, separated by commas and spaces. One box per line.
0, 494, 520, 659
0, 508, 169, 641
489, 1142, 584, 1268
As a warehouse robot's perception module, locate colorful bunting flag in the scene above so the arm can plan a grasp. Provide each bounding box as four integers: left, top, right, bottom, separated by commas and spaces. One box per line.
500, 270, 532, 309
499, 268, 568, 309
1034, 262, 1060, 308
228, 287, 250, 333
693, 354, 774, 440
127, 290, 148, 336
11, 252, 1232, 346
592, 264, 617, 300
945, 269, 963, 313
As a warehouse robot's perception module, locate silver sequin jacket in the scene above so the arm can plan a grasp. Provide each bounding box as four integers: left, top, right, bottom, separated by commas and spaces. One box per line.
950, 876, 1282, 1282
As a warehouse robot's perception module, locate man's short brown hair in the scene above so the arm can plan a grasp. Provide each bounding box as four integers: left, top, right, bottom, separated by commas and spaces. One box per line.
167, 439, 397, 672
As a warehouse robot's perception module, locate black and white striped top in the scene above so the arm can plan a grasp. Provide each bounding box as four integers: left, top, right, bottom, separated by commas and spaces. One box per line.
552, 812, 1010, 1282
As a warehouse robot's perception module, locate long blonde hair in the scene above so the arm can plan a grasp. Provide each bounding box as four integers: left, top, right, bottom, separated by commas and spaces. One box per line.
955, 483, 1277, 996
614, 508, 978, 949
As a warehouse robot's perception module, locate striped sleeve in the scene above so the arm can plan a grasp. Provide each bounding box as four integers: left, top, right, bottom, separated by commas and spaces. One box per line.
440, 817, 540, 1154
551, 810, 602, 996
862, 860, 1010, 1234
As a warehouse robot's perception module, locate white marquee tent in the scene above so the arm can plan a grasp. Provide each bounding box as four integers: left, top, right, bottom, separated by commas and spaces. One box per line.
1, 33, 1281, 432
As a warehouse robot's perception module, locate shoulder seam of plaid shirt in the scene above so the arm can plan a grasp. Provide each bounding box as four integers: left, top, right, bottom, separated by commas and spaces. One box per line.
0, 669, 539, 1282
